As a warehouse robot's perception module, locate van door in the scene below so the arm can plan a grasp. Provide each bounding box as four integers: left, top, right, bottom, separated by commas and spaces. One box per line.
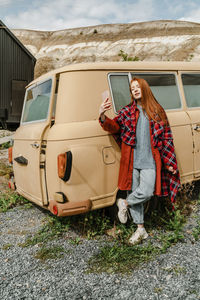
181, 72, 200, 178
13, 77, 56, 206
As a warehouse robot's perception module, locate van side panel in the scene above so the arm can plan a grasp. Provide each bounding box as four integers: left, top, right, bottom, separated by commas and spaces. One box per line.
46, 133, 120, 209
167, 112, 194, 184
46, 71, 120, 210
54, 71, 116, 123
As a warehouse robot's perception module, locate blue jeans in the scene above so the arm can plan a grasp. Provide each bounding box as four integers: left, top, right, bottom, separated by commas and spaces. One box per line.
127, 168, 156, 224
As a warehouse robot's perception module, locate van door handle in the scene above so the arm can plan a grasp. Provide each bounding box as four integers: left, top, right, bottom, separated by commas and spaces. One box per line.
194, 125, 200, 131
31, 142, 39, 149
14, 156, 28, 165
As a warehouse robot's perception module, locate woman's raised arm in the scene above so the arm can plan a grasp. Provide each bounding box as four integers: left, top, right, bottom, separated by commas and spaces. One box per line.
99, 97, 120, 134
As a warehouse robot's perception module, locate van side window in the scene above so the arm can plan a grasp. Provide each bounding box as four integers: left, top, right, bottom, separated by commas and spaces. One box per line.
131, 73, 181, 110
181, 73, 200, 108
109, 74, 131, 112
22, 79, 52, 123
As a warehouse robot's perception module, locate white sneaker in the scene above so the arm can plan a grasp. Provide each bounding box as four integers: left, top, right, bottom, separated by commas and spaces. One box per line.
129, 228, 148, 245
116, 198, 128, 224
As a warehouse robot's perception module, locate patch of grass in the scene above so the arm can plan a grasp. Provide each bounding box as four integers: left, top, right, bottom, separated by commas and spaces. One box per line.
87, 207, 186, 274
19, 184, 200, 274
189, 289, 200, 298
18, 202, 33, 210
34, 245, 66, 261
0, 191, 30, 212
156, 207, 185, 251
2, 243, 13, 250
163, 264, 186, 275
0, 161, 12, 176
192, 220, 200, 241
0, 141, 11, 149
154, 287, 163, 294
69, 237, 82, 245
88, 241, 160, 274
75, 210, 112, 239
19, 216, 70, 247
19, 209, 112, 248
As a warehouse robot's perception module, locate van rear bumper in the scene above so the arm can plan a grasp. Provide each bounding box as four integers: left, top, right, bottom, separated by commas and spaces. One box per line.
48, 199, 92, 217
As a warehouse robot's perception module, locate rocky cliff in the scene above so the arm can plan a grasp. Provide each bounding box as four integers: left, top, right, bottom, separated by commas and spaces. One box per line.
12, 20, 200, 78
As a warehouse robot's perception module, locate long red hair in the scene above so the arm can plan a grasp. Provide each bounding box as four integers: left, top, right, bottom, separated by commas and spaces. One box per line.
130, 78, 168, 125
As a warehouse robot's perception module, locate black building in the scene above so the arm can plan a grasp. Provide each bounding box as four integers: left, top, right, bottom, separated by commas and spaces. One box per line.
0, 20, 36, 129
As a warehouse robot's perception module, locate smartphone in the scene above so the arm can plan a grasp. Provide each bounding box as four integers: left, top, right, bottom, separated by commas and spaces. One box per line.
101, 90, 109, 102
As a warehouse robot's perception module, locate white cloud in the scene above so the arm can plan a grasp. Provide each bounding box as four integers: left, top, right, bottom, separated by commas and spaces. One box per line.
4, 0, 155, 30
0, 0, 13, 6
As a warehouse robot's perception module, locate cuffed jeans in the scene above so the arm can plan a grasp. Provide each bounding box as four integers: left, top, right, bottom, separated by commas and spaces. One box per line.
127, 168, 156, 224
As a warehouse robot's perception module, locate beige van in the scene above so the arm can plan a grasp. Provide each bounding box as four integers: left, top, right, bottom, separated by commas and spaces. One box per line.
10, 62, 200, 216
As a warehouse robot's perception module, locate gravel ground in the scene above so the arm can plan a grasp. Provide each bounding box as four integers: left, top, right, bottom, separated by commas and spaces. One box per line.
0, 135, 200, 299
0, 203, 200, 300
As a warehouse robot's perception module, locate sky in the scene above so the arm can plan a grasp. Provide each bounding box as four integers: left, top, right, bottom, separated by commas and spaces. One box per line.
0, 0, 200, 31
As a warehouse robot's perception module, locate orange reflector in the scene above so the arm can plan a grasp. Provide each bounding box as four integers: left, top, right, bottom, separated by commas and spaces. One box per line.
57, 153, 67, 179
53, 205, 58, 215
8, 147, 13, 164
57, 151, 72, 182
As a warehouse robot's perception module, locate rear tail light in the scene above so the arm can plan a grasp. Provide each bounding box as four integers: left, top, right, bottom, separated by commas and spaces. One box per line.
57, 151, 72, 182
8, 147, 13, 164
53, 205, 58, 215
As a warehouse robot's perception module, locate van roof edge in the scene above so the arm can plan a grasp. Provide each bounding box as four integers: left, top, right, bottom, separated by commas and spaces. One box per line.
29, 61, 200, 87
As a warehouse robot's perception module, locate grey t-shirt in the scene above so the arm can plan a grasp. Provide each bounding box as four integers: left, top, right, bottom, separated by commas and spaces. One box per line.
133, 105, 155, 169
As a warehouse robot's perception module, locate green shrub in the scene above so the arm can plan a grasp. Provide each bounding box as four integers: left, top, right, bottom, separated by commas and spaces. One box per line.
118, 50, 139, 61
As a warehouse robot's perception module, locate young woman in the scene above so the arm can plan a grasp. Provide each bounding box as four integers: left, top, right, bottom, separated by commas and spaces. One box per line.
99, 78, 180, 245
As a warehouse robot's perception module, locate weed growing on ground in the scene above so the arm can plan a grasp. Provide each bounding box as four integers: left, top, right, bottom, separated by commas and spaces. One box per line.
162, 264, 186, 275
155, 207, 185, 251
0, 191, 30, 212
69, 237, 82, 245
34, 245, 67, 261
2, 243, 13, 250
0, 161, 12, 177
154, 287, 163, 294
19, 210, 112, 248
0, 141, 11, 150
192, 220, 200, 241
19, 216, 70, 247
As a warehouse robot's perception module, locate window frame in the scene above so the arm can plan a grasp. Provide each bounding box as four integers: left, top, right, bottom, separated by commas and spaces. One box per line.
108, 71, 183, 114
21, 76, 53, 125
180, 71, 200, 110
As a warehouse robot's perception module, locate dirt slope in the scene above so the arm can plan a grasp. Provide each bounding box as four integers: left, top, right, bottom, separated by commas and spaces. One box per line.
11, 20, 200, 78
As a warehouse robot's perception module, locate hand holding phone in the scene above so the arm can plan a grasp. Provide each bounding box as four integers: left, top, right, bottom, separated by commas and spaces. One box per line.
99, 90, 112, 115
